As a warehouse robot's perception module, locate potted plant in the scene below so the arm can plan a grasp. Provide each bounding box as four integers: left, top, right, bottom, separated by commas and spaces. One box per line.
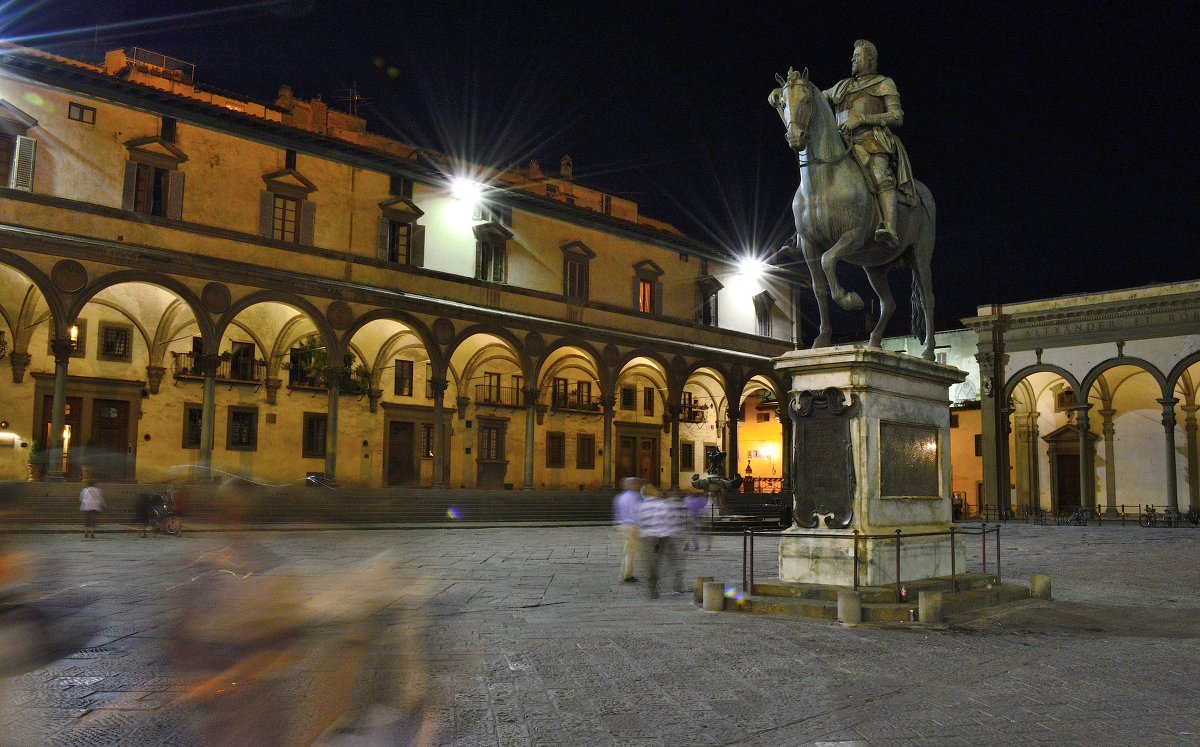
26, 439, 46, 481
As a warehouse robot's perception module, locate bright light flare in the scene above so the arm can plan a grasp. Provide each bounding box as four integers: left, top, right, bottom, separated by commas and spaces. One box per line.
450, 177, 482, 205
737, 256, 767, 280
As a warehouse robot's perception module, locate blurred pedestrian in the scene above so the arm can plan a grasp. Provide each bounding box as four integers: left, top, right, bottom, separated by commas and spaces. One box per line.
79, 479, 104, 539
613, 476, 643, 583
169, 481, 189, 534
132, 493, 152, 537
683, 493, 711, 551
635, 485, 686, 598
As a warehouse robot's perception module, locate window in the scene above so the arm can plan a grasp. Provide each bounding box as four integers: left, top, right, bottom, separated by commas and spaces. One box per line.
133, 163, 169, 216
632, 260, 664, 315
483, 372, 502, 403
481, 424, 503, 461
383, 220, 411, 264
577, 434, 595, 469
122, 135, 186, 217
680, 442, 695, 472
182, 404, 203, 449
552, 378, 568, 408
545, 184, 558, 198
974, 434, 983, 457
474, 202, 513, 226
377, 197, 425, 267
425, 363, 434, 398
421, 424, 434, 457
389, 175, 413, 199
620, 386, 636, 410
698, 275, 722, 327
0, 100, 38, 191
476, 238, 506, 282
753, 291, 776, 337
97, 322, 132, 362
395, 359, 414, 396
228, 341, 256, 381
547, 432, 565, 468
272, 194, 299, 242
68, 102, 96, 124
936, 350, 948, 365
227, 406, 258, 451
601, 194, 612, 215
756, 412, 771, 423
160, 116, 177, 142
561, 241, 594, 302
285, 149, 297, 170
512, 375, 524, 404
302, 412, 327, 458
643, 386, 655, 417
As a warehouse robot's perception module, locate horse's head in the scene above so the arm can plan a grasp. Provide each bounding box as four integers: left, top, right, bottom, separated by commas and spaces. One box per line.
769, 67, 813, 152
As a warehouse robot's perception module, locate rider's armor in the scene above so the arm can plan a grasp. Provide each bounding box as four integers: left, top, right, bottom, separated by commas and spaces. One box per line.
825, 74, 912, 248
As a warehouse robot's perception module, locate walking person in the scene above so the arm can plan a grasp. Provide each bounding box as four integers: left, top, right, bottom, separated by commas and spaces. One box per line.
613, 477, 643, 583
683, 493, 711, 551
79, 479, 104, 539
635, 485, 686, 598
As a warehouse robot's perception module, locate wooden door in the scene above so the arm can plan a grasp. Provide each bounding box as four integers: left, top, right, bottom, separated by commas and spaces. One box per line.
1054, 454, 1081, 512
387, 421, 415, 485
638, 437, 658, 486
89, 399, 130, 481
618, 436, 636, 482
41, 395, 83, 479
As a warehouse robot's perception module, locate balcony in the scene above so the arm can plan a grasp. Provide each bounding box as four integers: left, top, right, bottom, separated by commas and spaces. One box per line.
474, 385, 527, 407
678, 404, 707, 423
552, 392, 602, 413
171, 352, 265, 384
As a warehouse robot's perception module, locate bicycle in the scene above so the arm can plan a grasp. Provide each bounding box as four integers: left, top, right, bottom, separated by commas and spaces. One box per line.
1139, 505, 1158, 528
1066, 506, 1094, 526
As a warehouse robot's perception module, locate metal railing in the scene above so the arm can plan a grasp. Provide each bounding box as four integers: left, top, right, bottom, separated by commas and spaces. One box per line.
474, 385, 527, 407
977, 503, 1199, 527
741, 476, 784, 494
742, 523, 1002, 603
171, 352, 265, 383
551, 392, 602, 412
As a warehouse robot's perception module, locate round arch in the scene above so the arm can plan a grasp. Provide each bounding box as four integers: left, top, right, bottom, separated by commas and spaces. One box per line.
0, 250, 66, 330
65, 270, 212, 342
1004, 364, 1081, 402
1081, 356, 1168, 399
217, 291, 337, 357
341, 308, 438, 369
1167, 351, 1200, 397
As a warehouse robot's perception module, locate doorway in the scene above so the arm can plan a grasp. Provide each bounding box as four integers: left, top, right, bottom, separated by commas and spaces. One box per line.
386, 421, 415, 485
616, 431, 659, 486
89, 399, 130, 481
1054, 454, 1081, 512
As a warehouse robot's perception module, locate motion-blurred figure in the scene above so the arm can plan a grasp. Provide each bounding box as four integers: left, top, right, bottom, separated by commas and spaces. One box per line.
636, 486, 687, 598
613, 476, 643, 583
79, 479, 104, 538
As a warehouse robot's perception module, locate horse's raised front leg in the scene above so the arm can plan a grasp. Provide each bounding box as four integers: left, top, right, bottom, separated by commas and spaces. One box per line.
798, 236, 833, 348
820, 230, 864, 311
863, 264, 894, 349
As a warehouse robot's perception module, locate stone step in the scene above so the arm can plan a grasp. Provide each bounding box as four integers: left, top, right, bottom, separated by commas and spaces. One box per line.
729, 579, 1030, 623
751, 573, 998, 604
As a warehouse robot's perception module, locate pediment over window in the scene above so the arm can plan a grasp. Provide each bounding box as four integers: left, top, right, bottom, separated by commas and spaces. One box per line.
561, 240, 595, 259
379, 196, 424, 223
124, 136, 188, 166
697, 274, 723, 296
262, 168, 317, 197
0, 100, 38, 134
473, 221, 513, 242
633, 259, 663, 278
752, 290, 776, 309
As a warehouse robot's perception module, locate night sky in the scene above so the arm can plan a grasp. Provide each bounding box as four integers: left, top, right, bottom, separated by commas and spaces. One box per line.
6, 1, 1199, 329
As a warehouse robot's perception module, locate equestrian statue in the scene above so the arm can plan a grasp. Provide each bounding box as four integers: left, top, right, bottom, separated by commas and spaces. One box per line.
769, 40, 937, 360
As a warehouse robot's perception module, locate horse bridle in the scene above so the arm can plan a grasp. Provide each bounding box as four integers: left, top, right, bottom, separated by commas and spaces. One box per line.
782, 74, 850, 168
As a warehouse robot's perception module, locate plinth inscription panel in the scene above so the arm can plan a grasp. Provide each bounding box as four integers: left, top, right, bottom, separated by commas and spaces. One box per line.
880, 421, 939, 497
791, 387, 858, 528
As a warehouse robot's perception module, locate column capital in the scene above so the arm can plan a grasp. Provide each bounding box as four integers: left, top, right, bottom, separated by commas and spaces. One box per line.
197, 353, 221, 378
430, 378, 449, 398
50, 338, 75, 363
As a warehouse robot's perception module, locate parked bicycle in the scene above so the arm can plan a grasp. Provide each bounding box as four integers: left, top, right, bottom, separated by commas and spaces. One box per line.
1065, 506, 1095, 526
1139, 504, 1158, 528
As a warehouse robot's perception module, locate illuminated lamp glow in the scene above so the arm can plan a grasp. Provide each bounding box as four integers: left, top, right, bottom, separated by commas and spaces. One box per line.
737, 257, 766, 280
450, 177, 482, 204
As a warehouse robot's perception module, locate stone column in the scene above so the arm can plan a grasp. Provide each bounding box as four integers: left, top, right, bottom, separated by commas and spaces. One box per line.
430, 379, 448, 488
975, 347, 1010, 519
1158, 398, 1180, 512
1183, 405, 1199, 512
198, 353, 219, 480
726, 405, 740, 481
998, 406, 1013, 518
1099, 408, 1119, 517
323, 366, 344, 484
522, 386, 538, 490
1013, 413, 1037, 516
45, 339, 74, 481
1076, 404, 1095, 512
601, 394, 615, 490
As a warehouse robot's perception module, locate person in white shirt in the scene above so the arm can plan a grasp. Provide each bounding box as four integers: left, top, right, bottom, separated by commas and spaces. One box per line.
79, 479, 105, 539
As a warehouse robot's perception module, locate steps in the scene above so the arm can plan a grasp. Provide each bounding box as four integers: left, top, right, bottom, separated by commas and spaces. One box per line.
729, 573, 1030, 622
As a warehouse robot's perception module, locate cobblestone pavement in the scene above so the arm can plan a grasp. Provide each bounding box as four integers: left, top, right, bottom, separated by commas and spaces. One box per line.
1, 523, 1197, 746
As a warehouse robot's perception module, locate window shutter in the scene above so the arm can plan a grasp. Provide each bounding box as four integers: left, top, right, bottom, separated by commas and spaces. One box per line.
475, 241, 485, 280
376, 217, 391, 260
10, 136, 36, 191
164, 170, 185, 219
258, 191, 274, 238
654, 281, 664, 315
122, 161, 138, 210
410, 225, 425, 267
299, 201, 316, 245
493, 244, 505, 283
631, 277, 640, 310
581, 264, 589, 301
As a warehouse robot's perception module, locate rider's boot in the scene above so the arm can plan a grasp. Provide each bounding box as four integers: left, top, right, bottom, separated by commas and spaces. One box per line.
874, 187, 899, 249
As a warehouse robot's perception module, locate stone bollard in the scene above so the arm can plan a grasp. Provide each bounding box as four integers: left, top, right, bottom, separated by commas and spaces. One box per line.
1031, 573, 1052, 600
918, 590, 943, 623
837, 590, 862, 624
702, 581, 725, 612
694, 576, 714, 605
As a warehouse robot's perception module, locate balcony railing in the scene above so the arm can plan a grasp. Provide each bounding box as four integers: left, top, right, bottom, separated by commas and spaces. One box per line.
678, 404, 707, 422
474, 385, 527, 407
171, 352, 265, 383
552, 392, 602, 412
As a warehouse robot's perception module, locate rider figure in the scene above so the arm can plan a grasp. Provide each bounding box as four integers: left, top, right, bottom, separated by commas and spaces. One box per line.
824, 39, 915, 249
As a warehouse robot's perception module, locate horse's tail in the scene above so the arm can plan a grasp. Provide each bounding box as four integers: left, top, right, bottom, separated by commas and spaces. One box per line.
911, 278, 926, 343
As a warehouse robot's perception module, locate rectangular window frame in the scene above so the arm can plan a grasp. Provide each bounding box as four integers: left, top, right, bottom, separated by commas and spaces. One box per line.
226, 406, 258, 452
394, 359, 414, 396
576, 434, 596, 469
97, 321, 133, 362
421, 424, 434, 458
68, 102, 96, 124
643, 386, 655, 417
638, 279, 653, 314
620, 386, 636, 411
680, 441, 695, 473
546, 432, 566, 469
302, 412, 328, 459
272, 193, 299, 243
182, 403, 203, 449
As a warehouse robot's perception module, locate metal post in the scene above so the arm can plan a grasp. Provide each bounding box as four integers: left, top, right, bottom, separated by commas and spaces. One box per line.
749, 530, 755, 591
995, 526, 1002, 584
894, 529, 902, 603
981, 523, 988, 577
949, 527, 956, 592
742, 530, 748, 591
852, 530, 860, 591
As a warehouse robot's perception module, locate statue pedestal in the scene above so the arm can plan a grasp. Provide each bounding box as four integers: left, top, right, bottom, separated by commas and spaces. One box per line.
774, 346, 966, 587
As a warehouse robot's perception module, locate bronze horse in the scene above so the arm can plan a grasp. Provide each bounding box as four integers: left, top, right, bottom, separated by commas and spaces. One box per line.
770, 67, 937, 359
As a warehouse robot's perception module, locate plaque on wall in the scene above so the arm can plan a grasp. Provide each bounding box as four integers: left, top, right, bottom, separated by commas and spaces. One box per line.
879, 421, 940, 497
790, 387, 859, 528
